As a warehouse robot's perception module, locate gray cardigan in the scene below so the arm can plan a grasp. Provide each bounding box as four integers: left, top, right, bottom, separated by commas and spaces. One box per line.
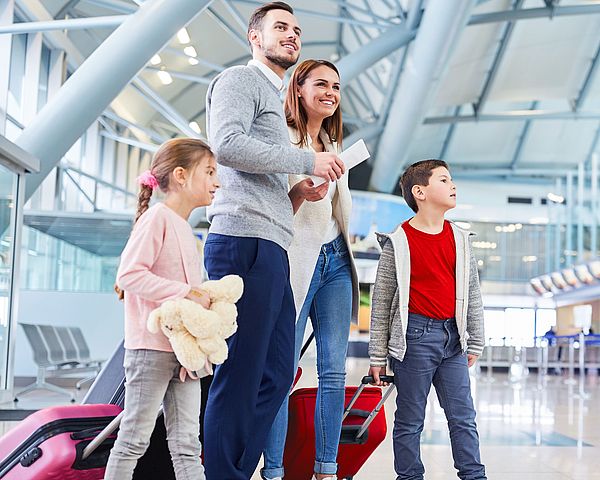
369, 221, 485, 366
205, 65, 315, 250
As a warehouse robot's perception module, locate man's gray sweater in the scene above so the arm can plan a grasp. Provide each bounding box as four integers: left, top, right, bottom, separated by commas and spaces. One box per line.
205, 65, 315, 250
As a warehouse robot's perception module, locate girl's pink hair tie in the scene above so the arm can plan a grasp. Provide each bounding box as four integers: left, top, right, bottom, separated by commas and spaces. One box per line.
137, 170, 159, 190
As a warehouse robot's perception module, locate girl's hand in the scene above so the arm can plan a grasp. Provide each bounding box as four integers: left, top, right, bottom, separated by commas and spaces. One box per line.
179, 367, 199, 382
186, 288, 211, 309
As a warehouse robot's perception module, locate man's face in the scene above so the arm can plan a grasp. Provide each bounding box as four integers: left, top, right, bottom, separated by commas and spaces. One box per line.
250, 9, 301, 71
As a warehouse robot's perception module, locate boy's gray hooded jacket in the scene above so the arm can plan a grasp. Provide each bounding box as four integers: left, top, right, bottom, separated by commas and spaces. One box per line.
369, 221, 485, 367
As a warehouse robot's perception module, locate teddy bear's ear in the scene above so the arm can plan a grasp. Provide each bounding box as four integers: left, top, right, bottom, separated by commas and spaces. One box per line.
147, 310, 161, 333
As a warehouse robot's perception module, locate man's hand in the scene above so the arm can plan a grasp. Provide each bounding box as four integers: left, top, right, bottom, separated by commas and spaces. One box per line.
467, 354, 479, 368
368, 365, 389, 386
313, 152, 345, 182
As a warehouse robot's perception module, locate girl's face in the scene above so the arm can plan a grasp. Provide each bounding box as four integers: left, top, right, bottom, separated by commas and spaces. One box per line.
185, 154, 220, 208
297, 65, 341, 123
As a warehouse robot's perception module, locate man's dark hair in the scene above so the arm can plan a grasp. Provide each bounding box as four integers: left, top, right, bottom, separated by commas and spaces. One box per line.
247, 2, 294, 45
400, 159, 449, 213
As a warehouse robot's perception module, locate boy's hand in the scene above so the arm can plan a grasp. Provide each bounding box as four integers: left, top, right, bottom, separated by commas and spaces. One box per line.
467, 354, 479, 368
369, 365, 388, 386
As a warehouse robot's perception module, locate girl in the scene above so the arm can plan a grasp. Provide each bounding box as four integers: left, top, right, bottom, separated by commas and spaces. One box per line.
261, 60, 359, 480
105, 138, 220, 480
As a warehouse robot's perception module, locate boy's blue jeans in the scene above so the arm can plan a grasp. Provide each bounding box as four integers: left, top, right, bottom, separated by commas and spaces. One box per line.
261, 234, 353, 478
390, 313, 486, 480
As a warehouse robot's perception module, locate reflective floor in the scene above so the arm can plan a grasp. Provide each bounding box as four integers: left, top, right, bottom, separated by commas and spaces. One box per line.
251, 354, 600, 480
1, 357, 598, 479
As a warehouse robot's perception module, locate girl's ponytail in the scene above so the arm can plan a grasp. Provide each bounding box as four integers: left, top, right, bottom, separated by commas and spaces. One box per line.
134, 184, 153, 224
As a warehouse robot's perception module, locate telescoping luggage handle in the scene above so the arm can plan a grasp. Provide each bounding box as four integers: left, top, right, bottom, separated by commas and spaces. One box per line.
342, 375, 394, 441
81, 407, 161, 460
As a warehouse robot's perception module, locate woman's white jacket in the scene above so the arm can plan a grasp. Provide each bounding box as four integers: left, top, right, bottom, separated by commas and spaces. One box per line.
287, 127, 360, 324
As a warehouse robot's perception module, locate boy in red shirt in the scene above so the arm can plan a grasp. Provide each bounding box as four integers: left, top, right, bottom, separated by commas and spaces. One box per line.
368, 159, 486, 480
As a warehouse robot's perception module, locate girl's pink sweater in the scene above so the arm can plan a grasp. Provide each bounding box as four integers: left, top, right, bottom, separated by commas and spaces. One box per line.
117, 203, 203, 352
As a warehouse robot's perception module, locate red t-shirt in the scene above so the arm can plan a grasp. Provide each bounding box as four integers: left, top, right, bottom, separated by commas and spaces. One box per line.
402, 220, 456, 320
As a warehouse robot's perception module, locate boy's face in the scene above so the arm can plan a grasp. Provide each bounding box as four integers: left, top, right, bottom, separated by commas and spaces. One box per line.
415, 167, 456, 211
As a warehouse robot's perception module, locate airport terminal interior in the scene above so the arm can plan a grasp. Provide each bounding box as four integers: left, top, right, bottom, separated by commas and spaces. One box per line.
0, 0, 600, 478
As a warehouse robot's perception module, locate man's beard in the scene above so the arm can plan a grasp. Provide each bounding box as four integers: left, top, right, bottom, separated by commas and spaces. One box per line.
264, 46, 298, 71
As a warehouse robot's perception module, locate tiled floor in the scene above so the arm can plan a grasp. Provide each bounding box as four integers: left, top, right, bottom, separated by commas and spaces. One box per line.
1, 357, 599, 479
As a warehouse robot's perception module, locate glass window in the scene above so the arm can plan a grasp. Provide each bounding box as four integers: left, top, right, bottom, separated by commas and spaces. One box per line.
535, 308, 557, 338
7, 33, 27, 122
505, 308, 536, 347
37, 44, 51, 111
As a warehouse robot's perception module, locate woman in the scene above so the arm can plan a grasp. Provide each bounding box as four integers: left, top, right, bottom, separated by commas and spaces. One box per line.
261, 60, 359, 480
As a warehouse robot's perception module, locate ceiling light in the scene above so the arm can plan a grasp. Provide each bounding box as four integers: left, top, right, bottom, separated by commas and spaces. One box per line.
150, 54, 161, 65
529, 217, 549, 225
547, 192, 565, 204
184, 46, 197, 57
177, 28, 190, 44
188, 57, 199, 65
189, 121, 201, 134
157, 70, 173, 85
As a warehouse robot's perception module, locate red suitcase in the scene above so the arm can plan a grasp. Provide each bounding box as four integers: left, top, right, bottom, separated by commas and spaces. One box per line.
283, 375, 394, 480
0, 403, 122, 479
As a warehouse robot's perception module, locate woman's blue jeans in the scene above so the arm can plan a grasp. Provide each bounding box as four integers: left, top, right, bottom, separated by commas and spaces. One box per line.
261, 234, 353, 478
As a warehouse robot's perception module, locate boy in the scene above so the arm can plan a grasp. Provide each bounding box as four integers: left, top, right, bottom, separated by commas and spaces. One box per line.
368, 159, 486, 480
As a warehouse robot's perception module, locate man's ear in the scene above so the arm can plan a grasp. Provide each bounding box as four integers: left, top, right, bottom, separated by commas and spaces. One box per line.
248, 29, 261, 50
412, 184, 425, 201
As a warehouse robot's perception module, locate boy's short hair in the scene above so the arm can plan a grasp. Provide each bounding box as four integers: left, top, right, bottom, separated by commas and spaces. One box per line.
247, 2, 294, 44
400, 159, 449, 213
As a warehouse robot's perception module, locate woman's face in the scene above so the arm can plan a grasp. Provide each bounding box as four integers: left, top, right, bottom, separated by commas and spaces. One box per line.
297, 65, 341, 123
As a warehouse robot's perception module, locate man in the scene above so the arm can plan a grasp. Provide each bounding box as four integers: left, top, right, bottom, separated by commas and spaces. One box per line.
203, 2, 345, 478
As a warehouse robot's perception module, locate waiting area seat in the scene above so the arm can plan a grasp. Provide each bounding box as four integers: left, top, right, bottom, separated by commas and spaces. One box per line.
16, 323, 105, 402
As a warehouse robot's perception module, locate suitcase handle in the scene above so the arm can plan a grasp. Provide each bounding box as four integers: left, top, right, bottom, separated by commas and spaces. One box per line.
81, 411, 124, 460
342, 375, 395, 441
362, 375, 394, 385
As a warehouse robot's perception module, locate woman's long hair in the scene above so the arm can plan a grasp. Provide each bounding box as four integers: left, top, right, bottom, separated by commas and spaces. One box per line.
285, 59, 343, 150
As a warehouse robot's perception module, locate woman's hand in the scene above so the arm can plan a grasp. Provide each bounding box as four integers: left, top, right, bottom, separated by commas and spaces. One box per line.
186, 288, 211, 309
289, 178, 330, 213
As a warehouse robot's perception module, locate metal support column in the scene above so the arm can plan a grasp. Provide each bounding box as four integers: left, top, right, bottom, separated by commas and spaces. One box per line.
0, 0, 15, 135
592, 153, 599, 256
566, 172, 574, 260
577, 162, 585, 262
17, 0, 214, 201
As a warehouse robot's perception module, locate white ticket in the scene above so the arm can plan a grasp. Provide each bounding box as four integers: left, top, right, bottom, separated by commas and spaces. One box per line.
311, 139, 370, 187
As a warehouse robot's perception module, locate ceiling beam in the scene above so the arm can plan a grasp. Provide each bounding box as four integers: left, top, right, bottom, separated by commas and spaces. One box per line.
573, 40, 600, 112
473, 0, 523, 115
0, 15, 126, 34
509, 101, 538, 169
425, 110, 600, 124
468, 4, 600, 25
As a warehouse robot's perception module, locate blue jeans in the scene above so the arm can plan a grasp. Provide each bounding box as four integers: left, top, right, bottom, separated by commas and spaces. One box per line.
391, 313, 486, 480
261, 234, 353, 478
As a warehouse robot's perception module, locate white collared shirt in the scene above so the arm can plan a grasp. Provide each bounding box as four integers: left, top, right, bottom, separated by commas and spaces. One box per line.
248, 59, 284, 91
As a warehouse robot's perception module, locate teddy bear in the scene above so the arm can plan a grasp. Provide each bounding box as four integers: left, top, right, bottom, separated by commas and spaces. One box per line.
147, 274, 244, 372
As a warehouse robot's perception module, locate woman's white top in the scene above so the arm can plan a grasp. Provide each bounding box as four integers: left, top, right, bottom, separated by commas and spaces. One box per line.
287, 127, 359, 323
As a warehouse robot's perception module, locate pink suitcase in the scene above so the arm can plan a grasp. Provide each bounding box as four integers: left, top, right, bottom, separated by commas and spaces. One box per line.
0, 403, 122, 479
